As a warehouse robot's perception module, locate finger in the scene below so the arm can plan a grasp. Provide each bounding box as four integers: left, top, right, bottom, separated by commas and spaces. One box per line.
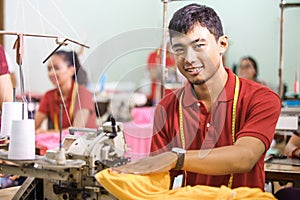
9, 175, 19, 180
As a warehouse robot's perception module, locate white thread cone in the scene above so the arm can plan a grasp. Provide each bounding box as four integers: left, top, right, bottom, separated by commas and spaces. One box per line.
0, 102, 28, 137
8, 119, 35, 160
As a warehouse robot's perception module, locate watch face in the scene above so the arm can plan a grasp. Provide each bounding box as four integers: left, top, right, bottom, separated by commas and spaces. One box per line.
172, 147, 186, 154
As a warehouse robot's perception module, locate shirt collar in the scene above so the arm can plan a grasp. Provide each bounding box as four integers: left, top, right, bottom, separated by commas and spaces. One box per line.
182, 68, 236, 106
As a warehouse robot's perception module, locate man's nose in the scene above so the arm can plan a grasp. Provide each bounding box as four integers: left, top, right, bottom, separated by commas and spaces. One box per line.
185, 48, 196, 64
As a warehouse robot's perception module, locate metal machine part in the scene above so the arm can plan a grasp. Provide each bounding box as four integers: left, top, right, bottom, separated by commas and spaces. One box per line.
276, 107, 300, 134
0, 120, 129, 199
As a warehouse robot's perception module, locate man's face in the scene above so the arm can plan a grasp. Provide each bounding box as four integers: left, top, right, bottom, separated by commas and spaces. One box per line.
170, 24, 226, 85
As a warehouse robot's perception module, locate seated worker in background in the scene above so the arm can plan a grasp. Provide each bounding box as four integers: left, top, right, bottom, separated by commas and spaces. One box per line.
146, 45, 177, 106
0, 44, 13, 111
274, 134, 300, 199
237, 56, 267, 85
113, 3, 281, 190
35, 50, 97, 133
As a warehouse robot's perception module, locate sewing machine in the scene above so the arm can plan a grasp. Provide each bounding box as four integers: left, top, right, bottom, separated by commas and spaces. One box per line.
0, 120, 129, 200
276, 107, 300, 132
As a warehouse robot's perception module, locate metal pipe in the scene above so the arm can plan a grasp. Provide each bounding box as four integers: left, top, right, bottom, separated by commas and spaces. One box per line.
159, 0, 191, 101
278, 0, 285, 99
161, 0, 169, 100
18, 64, 26, 102
278, 1, 300, 99
0, 30, 89, 48
280, 2, 300, 8
42, 38, 68, 63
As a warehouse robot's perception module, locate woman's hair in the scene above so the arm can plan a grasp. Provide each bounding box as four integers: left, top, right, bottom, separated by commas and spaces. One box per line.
53, 50, 88, 85
168, 3, 224, 42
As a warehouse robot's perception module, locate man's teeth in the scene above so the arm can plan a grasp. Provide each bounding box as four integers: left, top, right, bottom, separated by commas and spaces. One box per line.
187, 68, 200, 72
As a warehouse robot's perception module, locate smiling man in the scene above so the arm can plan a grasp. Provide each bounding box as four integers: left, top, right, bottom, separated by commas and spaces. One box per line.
114, 3, 281, 191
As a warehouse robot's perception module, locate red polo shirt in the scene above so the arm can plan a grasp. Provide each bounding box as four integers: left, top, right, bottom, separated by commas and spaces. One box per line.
0, 45, 9, 75
150, 68, 281, 189
38, 82, 97, 129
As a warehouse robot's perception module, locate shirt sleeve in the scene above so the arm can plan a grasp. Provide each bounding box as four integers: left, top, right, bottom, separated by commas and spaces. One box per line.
38, 91, 50, 115
236, 88, 281, 150
151, 105, 167, 154
0, 45, 9, 75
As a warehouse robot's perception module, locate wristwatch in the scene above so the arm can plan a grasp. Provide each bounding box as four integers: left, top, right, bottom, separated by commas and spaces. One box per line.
172, 147, 186, 170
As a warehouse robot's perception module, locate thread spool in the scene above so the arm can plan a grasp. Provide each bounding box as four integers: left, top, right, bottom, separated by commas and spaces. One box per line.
8, 119, 35, 160
0, 102, 28, 137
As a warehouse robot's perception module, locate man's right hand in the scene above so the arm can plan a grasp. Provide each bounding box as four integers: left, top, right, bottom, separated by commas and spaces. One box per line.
111, 152, 177, 175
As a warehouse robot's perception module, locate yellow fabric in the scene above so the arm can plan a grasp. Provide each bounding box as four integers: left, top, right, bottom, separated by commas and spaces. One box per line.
95, 169, 276, 200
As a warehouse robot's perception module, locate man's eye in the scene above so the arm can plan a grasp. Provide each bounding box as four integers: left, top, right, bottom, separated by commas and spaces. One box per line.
173, 48, 185, 54
194, 44, 204, 50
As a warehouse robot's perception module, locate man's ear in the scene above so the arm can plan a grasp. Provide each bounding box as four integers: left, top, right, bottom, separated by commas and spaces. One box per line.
218, 35, 228, 54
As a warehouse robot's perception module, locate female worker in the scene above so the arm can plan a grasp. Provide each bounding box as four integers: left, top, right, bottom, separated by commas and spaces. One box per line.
35, 50, 97, 133
237, 56, 267, 85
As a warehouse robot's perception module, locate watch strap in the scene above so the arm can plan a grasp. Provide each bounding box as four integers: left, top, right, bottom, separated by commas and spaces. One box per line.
172, 148, 186, 170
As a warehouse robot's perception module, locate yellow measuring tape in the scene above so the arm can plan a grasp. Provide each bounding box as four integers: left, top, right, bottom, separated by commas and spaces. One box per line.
53, 82, 78, 130
179, 75, 240, 188
179, 91, 186, 149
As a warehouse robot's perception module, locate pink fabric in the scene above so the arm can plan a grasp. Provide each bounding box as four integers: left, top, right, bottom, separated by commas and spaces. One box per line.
123, 121, 152, 160
123, 107, 155, 160
131, 107, 155, 124
35, 129, 70, 150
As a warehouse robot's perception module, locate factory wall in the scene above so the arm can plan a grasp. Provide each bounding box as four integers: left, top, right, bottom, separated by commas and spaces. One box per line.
3, 0, 300, 95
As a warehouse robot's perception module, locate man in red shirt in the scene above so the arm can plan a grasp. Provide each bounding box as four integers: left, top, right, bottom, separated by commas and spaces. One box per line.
114, 4, 281, 190
0, 44, 13, 111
